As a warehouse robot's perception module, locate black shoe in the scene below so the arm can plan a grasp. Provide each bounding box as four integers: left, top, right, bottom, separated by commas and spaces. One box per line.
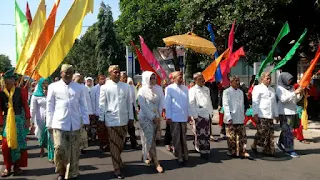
251, 146, 258, 154
80, 149, 86, 154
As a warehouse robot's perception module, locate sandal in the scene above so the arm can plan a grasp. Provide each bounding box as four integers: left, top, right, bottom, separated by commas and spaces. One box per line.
1, 169, 11, 177
300, 140, 310, 144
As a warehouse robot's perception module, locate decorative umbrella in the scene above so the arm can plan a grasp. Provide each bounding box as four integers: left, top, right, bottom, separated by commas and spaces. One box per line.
163, 32, 217, 56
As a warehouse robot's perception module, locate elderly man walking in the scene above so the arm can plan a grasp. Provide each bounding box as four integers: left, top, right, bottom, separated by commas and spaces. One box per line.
165, 71, 191, 165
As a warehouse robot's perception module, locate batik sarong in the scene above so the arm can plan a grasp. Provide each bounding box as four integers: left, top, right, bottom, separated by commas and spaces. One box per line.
53, 129, 80, 179
2, 115, 29, 169
108, 126, 127, 170
253, 118, 275, 154
79, 127, 88, 150
226, 124, 247, 156
278, 115, 298, 152
140, 116, 158, 162
193, 117, 210, 154
171, 122, 188, 160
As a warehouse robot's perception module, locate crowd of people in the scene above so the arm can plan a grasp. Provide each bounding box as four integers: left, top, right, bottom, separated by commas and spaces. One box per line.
0, 64, 312, 179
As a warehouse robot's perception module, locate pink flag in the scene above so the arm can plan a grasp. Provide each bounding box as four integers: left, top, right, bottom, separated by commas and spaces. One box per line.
140, 36, 167, 79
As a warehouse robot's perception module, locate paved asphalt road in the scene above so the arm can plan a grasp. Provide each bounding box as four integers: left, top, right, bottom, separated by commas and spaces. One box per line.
1, 122, 320, 180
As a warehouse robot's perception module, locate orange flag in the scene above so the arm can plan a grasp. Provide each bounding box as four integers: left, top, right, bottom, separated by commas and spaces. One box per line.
299, 46, 320, 88
25, 0, 60, 80
202, 49, 230, 82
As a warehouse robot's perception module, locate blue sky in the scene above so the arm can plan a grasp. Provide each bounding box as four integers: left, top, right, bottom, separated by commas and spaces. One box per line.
0, 0, 120, 66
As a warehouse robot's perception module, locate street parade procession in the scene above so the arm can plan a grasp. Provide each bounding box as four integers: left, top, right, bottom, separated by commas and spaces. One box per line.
1, 0, 320, 180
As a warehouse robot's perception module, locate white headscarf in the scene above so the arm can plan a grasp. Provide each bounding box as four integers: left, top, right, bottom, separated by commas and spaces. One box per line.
127, 77, 136, 101
138, 71, 157, 101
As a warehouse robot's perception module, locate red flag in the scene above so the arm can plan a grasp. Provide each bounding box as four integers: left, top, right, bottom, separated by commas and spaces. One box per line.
221, 20, 236, 87
130, 41, 161, 85
228, 20, 236, 53
299, 46, 320, 88
229, 46, 245, 67
26, 2, 32, 26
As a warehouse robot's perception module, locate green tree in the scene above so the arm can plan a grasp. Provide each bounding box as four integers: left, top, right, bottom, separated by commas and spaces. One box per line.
0, 54, 12, 72
96, 2, 124, 74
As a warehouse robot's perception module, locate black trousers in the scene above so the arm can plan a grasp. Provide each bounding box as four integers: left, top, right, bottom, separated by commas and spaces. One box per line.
164, 123, 172, 145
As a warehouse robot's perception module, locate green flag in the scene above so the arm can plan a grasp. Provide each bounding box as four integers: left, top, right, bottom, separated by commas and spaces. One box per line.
271, 28, 307, 73
256, 22, 290, 79
15, 0, 29, 62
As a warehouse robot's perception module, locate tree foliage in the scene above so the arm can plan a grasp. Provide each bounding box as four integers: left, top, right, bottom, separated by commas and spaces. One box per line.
117, 0, 320, 77
63, 1, 125, 77
0, 54, 12, 73
96, 2, 124, 75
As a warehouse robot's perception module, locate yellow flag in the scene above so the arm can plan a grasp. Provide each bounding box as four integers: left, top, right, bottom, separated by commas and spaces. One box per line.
301, 92, 309, 130
15, 0, 46, 74
36, 0, 94, 78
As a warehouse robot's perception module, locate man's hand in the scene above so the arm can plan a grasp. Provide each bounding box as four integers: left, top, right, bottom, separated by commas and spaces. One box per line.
188, 116, 193, 123
295, 87, 303, 94
153, 117, 160, 123
166, 118, 172, 124
228, 119, 233, 124
48, 128, 53, 134
25, 119, 31, 128
253, 115, 259, 122
128, 119, 134, 128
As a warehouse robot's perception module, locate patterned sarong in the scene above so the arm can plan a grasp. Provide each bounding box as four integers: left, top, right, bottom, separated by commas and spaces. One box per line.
253, 118, 275, 154
193, 117, 210, 154
53, 129, 81, 179
108, 126, 127, 170
226, 124, 247, 156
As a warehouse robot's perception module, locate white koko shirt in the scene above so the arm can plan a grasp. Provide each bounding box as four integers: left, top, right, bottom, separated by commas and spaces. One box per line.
222, 87, 245, 124
99, 80, 134, 127
165, 83, 191, 123
46, 80, 89, 131
252, 84, 279, 119
189, 85, 214, 120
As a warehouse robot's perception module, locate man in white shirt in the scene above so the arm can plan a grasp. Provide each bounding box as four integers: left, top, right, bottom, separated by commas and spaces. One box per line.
223, 75, 253, 160
46, 64, 89, 180
189, 72, 214, 159
165, 71, 191, 165
120, 71, 139, 149
99, 65, 134, 179
73, 73, 93, 154
91, 75, 108, 151
251, 72, 278, 156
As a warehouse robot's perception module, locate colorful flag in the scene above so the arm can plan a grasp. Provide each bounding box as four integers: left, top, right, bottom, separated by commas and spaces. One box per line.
271, 29, 307, 73
207, 23, 222, 82
15, 0, 29, 62
26, 2, 33, 26
299, 46, 320, 88
131, 41, 161, 85
16, 0, 46, 75
139, 36, 167, 80
36, 0, 94, 78
221, 20, 236, 87
25, 0, 61, 80
202, 49, 230, 82
229, 46, 245, 67
256, 22, 290, 79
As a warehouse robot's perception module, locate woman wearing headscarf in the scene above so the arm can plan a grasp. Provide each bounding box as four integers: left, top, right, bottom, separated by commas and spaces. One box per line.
137, 71, 164, 173
276, 72, 303, 158
30, 78, 54, 163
